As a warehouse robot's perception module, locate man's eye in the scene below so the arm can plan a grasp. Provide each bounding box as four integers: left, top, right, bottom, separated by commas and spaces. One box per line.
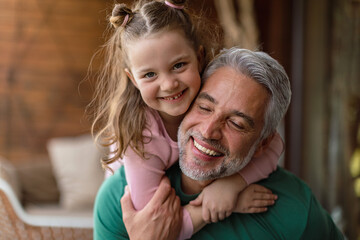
173, 62, 185, 70
198, 105, 211, 112
144, 72, 156, 78
229, 121, 244, 130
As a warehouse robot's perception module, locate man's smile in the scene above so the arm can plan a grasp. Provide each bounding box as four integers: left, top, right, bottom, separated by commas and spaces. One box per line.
193, 138, 223, 157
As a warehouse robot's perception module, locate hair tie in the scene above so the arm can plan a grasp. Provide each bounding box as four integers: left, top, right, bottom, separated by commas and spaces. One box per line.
121, 14, 129, 28
164, 1, 184, 9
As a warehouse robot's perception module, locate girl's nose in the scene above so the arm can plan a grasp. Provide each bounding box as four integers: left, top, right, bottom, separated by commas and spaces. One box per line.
160, 75, 179, 91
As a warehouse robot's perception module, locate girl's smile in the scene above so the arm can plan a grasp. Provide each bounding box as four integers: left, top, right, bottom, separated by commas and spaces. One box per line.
159, 89, 186, 101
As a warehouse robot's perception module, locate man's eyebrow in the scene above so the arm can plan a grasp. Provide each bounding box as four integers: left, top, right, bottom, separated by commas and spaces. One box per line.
232, 111, 255, 128
197, 92, 218, 104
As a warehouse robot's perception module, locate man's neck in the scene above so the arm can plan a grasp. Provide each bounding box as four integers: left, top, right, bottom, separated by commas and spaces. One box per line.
181, 173, 214, 195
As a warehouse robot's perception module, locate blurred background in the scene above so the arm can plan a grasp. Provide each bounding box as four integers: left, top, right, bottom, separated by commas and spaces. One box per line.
0, 0, 359, 239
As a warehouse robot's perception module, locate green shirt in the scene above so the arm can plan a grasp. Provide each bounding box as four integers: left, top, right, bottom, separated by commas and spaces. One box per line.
94, 165, 344, 240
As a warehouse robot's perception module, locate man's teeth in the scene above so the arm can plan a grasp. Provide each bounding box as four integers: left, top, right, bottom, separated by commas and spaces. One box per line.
163, 91, 183, 100
194, 140, 221, 157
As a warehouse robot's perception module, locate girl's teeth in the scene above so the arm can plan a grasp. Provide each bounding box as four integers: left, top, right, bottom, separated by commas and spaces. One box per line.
164, 91, 183, 100
194, 140, 220, 157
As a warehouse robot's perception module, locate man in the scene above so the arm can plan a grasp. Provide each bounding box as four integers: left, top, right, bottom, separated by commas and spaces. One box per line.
94, 48, 344, 239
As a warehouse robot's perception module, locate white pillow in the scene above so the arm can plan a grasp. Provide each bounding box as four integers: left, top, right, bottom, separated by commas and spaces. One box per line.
47, 134, 103, 210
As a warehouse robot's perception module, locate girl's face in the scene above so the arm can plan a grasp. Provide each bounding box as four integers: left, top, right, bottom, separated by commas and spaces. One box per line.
125, 30, 202, 121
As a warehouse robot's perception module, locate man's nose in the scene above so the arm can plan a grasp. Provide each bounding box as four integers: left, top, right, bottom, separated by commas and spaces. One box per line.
160, 74, 179, 91
200, 115, 222, 140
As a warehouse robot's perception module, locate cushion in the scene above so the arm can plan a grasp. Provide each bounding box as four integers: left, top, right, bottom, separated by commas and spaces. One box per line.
47, 134, 103, 210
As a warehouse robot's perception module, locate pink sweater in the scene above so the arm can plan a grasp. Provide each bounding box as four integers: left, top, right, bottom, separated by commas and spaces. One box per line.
107, 108, 283, 240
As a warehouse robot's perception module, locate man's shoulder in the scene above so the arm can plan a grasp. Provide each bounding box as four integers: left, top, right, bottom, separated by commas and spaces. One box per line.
255, 167, 343, 239
93, 167, 128, 239
192, 167, 343, 239
96, 166, 127, 201
256, 167, 314, 236
262, 167, 312, 199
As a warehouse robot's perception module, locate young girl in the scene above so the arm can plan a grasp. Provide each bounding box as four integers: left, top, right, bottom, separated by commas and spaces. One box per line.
91, 0, 283, 239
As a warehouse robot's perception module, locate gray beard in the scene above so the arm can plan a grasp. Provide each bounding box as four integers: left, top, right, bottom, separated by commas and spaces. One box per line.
178, 129, 260, 181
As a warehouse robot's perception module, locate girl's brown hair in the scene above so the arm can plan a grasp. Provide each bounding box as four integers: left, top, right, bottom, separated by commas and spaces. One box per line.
89, 0, 222, 171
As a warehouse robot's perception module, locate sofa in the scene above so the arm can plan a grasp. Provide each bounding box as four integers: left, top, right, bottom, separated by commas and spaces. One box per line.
0, 134, 105, 240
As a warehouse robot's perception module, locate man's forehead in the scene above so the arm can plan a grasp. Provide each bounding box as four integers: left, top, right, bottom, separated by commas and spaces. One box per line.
200, 67, 250, 99
202, 67, 236, 89
201, 67, 267, 97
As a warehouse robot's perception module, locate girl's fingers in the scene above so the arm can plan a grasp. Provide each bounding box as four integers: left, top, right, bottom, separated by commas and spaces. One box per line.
210, 212, 219, 223
251, 199, 276, 207
247, 207, 268, 213
252, 184, 273, 194
252, 192, 278, 200
189, 193, 203, 206
202, 208, 211, 223
217, 211, 226, 221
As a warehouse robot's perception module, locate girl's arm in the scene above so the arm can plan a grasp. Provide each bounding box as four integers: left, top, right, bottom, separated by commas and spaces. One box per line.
186, 184, 277, 232
234, 184, 277, 213
184, 204, 206, 234
239, 132, 284, 185
190, 132, 283, 222
123, 139, 194, 240
122, 110, 178, 211
189, 174, 247, 222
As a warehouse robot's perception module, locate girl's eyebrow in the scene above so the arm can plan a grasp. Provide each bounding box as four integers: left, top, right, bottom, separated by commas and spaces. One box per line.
197, 92, 255, 128
134, 66, 153, 75
134, 67, 154, 76
170, 52, 192, 63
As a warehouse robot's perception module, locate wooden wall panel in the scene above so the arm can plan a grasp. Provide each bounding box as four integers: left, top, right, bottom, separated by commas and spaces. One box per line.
0, 0, 219, 162
0, 0, 110, 162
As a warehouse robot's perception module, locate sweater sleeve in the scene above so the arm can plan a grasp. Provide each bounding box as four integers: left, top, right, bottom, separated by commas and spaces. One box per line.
239, 132, 284, 184
123, 111, 193, 240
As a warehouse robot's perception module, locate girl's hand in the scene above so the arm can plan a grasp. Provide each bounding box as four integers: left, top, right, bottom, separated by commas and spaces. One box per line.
235, 184, 277, 213
189, 176, 246, 223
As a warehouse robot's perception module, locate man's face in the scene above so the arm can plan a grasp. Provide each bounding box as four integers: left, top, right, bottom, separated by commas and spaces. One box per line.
178, 66, 270, 181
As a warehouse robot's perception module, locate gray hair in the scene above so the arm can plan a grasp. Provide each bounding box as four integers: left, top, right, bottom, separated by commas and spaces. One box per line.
202, 47, 292, 140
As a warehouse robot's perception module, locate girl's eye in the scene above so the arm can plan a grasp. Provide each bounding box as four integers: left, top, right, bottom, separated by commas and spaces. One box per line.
173, 62, 185, 70
144, 72, 156, 78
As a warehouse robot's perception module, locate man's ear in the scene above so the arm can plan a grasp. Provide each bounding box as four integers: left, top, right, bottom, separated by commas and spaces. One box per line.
125, 68, 138, 88
197, 45, 205, 72
253, 133, 275, 157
